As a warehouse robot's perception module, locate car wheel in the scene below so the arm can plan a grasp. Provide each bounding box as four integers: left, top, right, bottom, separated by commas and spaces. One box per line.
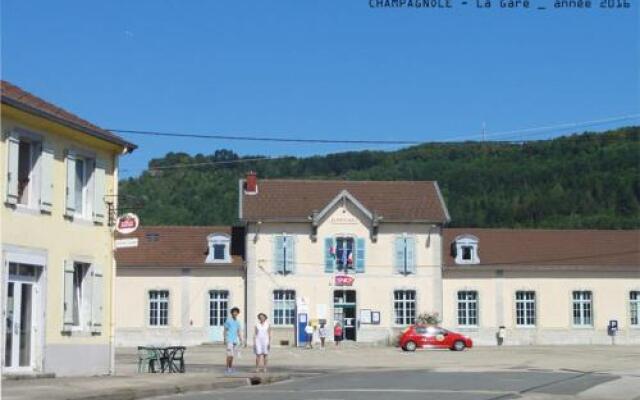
404, 341, 417, 352
452, 340, 466, 351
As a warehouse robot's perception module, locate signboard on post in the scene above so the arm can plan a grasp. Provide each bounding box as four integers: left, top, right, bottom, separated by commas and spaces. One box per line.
115, 213, 140, 235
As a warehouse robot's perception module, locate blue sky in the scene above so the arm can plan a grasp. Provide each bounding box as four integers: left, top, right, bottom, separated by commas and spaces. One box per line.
2, 1, 638, 178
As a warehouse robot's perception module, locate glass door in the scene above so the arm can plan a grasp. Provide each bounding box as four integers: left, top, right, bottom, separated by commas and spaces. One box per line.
4, 263, 37, 372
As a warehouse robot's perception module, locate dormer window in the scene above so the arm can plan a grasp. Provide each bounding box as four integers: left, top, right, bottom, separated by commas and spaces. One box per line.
453, 235, 480, 265
206, 233, 231, 263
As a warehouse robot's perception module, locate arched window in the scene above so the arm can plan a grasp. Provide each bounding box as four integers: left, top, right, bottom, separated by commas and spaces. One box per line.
453, 234, 480, 265
206, 233, 231, 263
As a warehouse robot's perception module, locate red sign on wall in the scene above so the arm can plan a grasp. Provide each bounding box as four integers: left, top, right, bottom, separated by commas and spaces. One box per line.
335, 274, 354, 286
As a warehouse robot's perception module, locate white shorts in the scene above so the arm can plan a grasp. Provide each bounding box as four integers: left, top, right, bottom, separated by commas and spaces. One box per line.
226, 342, 239, 357
254, 339, 269, 355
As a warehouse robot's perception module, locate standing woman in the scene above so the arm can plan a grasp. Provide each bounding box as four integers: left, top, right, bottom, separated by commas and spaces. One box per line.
334, 322, 343, 347
253, 313, 271, 373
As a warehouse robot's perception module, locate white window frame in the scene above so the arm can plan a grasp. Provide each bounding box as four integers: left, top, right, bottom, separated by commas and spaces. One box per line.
630, 291, 640, 327
515, 291, 536, 327
393, 290, 417, 326
10, 131, 43, 210
73, 156, 93, 220
71, 262, 91, 331
454, 235, 480, 265
206, 233, 231, 263
209, 290, 229, 326
272, 290, 296, 326
457, 290, 479, 327
335, 236, 356, 271
572, 290, 593, 327
148, 290, 170, 327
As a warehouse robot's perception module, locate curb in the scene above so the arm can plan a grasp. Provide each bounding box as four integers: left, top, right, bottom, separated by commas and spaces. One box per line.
72, 375, 290, 400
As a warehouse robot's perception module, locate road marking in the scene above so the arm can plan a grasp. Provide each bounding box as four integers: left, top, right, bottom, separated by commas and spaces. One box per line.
232, 388, 515, 395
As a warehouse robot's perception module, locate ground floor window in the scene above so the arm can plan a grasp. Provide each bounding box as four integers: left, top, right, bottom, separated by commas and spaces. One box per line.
209, 290, 229, 326
457, 291, 478, 327
631, 291, 640, 326
515, 291, 536, 327
393, 290, 416, 325
572, 291, 592, 326
149, 290, 169, 326
72, 262, 91, 328
273, 290, 296, 325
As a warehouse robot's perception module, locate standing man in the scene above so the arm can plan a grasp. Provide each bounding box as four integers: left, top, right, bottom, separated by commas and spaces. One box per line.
224, 307, 243, 374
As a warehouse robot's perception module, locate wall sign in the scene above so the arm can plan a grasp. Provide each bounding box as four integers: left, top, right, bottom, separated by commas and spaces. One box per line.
360, 309, 372, 324
115, 213, 140, 235
371, 311, 381, 325
335, 274, 355, 286
115, 238, 139, 248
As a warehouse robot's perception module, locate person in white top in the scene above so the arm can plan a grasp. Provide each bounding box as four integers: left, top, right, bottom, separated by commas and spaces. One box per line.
253, 313, 272, 373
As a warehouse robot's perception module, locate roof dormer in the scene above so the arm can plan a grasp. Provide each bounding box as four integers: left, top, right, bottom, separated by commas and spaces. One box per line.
206, 233, 231, 263
452, 234, 480, 265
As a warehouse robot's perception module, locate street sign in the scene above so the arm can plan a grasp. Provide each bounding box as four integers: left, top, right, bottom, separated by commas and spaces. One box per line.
115, 238, 139, 249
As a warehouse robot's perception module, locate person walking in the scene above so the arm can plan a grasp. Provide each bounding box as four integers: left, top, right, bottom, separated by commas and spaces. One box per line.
223, 307, 243, 374
253, 313, 271, 373
318, 322, 327, 349
305, 323, 315, 349
334, 322, 343, 347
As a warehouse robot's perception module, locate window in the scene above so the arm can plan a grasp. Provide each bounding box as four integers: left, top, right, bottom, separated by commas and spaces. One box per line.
74, 157, 93, 218
453, 235, 480, 265
274, 235, 295, 274
395, 236, 416, 275
394, 290, 416, 325
273, 290, 296, 326
336, 237, 355, 271
209, 290, 229, 326
206, 234, 230, 263
17, 141, 34, 205
572, 291, 593, 326
72, 262, 90, 328
457, 291, 478, 327
149, 290, 169, 326
515, 291, 536, 327
630, 291, 640, 326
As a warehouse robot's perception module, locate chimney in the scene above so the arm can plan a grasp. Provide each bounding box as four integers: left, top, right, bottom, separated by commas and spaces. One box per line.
245, 171, 258, 194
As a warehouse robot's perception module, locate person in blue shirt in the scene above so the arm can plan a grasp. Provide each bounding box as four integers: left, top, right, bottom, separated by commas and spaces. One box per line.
223, 307, 243, 373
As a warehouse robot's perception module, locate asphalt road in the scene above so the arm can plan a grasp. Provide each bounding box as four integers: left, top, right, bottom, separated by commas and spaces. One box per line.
154, 369, 619, 400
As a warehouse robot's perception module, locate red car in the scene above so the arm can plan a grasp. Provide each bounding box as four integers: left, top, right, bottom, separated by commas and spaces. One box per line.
399, 325, 473, 351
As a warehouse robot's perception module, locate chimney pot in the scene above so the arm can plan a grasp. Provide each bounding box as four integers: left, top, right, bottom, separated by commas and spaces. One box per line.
245, 171, 258, 194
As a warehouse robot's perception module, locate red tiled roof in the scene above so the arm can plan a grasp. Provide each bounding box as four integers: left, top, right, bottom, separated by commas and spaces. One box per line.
443, 228, 640, 268
1, 80, 136, 151
241, 179, 450, 223
116, 226, 244, 267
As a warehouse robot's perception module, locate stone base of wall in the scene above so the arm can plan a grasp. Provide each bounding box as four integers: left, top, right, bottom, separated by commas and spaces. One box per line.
116, 328, 211, 347
458, 328, 640, 346
44, 343, 111, 376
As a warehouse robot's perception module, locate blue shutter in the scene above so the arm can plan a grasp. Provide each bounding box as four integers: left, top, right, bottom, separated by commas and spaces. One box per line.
406, 237, 416, 274
274, 236, 285, 273
394, 237, 405, 274
355, 238, 365, 273
324, 237, 334, 273
286, 236, 296, 274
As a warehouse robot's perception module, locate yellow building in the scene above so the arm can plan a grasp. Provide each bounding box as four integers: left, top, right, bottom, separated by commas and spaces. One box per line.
0, 81, 135, 375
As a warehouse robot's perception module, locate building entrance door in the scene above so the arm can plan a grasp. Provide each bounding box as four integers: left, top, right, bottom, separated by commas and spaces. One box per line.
333, 290, 356, 341
208, 290, 229, 342
4, 263, 40, 373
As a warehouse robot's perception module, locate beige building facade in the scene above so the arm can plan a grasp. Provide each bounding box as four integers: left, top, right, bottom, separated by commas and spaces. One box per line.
441, 229, 640, 346
0, 81, 135, 375
240, 177, 450, 345
115, 226, 245, 347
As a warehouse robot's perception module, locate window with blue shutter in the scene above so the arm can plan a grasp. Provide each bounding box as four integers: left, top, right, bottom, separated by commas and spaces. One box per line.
324, 237, 335, 273
274, 235, 295, 275
355, 238, 365, 273
274, 236, 285, 274
395, 236, 416, 275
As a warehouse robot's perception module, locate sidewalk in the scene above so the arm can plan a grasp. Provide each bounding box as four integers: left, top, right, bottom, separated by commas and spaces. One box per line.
1, 372, 289, 400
